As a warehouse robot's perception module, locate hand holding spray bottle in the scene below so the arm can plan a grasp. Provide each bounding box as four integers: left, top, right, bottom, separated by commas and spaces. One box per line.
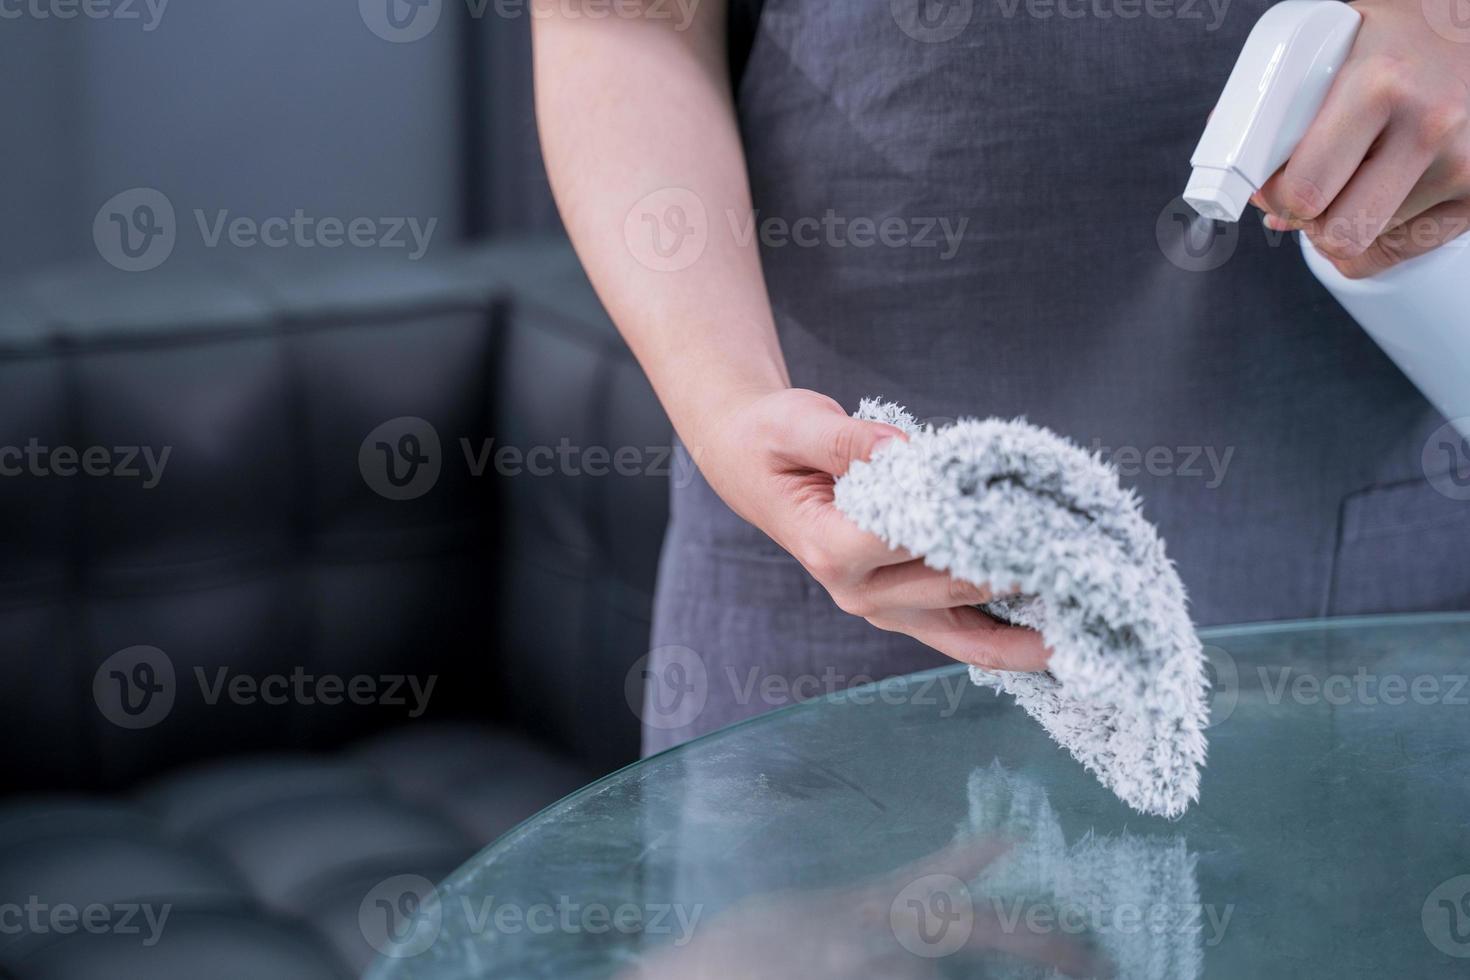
1184, 0, 1470, 438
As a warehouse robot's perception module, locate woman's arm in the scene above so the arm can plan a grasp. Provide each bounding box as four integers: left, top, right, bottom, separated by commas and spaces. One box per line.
533, 0, 782, 446
531, 0, 1047, 671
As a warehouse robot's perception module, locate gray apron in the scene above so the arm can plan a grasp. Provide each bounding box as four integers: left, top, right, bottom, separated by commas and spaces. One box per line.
643, 0, 1470, 754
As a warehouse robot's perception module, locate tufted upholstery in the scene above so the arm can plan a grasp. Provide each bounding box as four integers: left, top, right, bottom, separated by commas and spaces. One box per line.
0, 241, 672, 978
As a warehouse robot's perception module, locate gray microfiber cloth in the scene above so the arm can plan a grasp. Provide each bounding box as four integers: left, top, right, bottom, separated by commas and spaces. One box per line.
832, 399, 1209, 819
961, 762, 1203, 979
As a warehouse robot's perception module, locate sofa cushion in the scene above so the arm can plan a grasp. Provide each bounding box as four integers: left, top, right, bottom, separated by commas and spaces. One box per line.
0, 724, 590, 980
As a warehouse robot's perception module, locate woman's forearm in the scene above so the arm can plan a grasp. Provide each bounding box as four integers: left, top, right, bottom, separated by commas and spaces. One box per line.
531, 0, 788, 449
530, 0, 1049, 673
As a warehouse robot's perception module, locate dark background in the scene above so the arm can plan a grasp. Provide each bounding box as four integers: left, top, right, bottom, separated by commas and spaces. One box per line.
0, 7, 675, 977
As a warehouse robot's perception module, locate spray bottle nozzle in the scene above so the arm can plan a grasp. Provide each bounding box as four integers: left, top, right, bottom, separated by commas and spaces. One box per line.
1184, 0, 1361, 225
1183, 167, 1254, 223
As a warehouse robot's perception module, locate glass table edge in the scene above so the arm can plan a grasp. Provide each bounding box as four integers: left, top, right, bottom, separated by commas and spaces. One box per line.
439, 610, 1470, 895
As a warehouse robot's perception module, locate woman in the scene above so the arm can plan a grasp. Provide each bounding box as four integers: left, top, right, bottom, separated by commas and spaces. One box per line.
532, 0, 1470, 753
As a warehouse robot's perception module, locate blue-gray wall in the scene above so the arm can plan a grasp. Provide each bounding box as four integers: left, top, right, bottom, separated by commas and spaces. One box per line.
2, 0, 557, 277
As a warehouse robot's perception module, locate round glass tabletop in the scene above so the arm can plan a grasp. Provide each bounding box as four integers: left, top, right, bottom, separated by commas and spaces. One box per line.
365, 614, 1470, 979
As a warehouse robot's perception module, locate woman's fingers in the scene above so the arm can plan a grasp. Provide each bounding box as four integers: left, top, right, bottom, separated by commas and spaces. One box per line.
859, 559, 1005, 612
1306, 121, 1439, 258
777, 397, 907, 478
1384, 151, 1470, 229
873, 605, 1050, 672
1257, 62, 1393, 225
757, 392, 1049, 673
1247, 20, 1470, 273
1326, 198, 1470, 278
764, 393, 917, 579
786, 501, 915, 588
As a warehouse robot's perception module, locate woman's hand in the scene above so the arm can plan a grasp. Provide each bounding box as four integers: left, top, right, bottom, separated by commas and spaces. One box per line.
616, 836, 1108, 980
689, 387, 1050, 673
1253, 0, 1470, 277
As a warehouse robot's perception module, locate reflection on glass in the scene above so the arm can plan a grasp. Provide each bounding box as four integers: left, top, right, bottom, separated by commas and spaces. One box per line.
613, 763, 1203, 979
962, 761, 1203, 980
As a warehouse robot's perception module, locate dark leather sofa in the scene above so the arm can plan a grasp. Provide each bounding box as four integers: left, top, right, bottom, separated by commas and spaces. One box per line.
0, 240, 671, 979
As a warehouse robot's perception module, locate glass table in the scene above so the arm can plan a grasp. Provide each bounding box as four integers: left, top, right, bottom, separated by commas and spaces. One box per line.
365, 615, 1470, 979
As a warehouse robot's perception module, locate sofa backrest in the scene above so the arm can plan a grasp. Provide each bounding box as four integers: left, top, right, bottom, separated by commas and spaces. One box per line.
0, 240, 669, 792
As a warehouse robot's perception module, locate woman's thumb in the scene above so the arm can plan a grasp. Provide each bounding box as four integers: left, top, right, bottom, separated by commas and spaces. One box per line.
786, 410, 906, 477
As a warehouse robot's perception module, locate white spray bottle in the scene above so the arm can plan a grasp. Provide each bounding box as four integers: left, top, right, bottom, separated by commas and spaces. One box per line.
1184, 0, 1470, 437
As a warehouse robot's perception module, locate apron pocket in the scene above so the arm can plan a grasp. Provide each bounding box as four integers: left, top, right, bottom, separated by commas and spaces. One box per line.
1328, 476, 1470, 616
